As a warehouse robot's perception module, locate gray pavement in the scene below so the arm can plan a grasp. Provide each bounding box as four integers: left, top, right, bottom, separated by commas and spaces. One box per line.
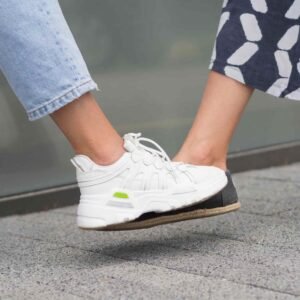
1, 164, 300, 299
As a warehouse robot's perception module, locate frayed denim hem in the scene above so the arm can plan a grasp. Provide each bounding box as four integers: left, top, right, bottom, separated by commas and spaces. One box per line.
27, 79, 99, 121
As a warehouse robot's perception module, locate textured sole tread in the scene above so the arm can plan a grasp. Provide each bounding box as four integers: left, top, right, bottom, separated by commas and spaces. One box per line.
97, 201, 241, 231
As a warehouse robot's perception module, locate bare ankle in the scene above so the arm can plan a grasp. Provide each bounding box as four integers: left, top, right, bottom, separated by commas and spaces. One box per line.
92, 148, 125, 166
174, 140, 227, 170
75, 140, 125, 166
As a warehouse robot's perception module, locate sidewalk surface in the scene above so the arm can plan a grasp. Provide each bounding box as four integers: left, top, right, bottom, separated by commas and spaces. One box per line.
1, 163, 300, 299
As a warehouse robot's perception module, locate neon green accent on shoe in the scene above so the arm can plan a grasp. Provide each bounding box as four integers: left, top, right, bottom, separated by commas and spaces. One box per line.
113, 192, 129, 199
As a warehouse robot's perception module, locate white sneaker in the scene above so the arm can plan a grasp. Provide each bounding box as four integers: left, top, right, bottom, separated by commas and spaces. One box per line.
71, 133, 227, 230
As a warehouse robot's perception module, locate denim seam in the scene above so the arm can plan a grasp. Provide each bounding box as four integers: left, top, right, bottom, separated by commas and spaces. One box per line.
27, 79, 97, 113
27, 79, 98, 120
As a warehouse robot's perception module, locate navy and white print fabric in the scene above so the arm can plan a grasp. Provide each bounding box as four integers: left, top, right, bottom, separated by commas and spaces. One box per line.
210, 0, 300, 100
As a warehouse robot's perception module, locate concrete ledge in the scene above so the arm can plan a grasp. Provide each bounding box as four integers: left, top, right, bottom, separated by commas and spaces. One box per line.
228, 140, 300, 172
1, 141, 300, 217
0, 185, 79, 218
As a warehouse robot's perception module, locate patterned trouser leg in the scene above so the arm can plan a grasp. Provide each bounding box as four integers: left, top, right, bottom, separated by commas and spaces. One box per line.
210, 0, 300, 101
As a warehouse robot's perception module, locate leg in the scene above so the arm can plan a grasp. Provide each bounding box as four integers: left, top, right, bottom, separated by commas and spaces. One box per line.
0, 0, 124, 165
105, 1, 300, 230
51, 92, 124, 165
0, 0, 227, 230
115, 71, 252, 230
174, 70, 254, 170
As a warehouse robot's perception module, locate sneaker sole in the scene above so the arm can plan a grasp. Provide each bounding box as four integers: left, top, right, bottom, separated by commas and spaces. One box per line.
101, 201, 241, 231
77, 173, 227, 230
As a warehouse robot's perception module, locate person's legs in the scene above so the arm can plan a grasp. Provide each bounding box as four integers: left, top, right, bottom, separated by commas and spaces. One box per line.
0, 0, 125, 165
107, 0, 300, 230
174, 71, 253, 170
178, 0, 300, 170
0, 0, 228, 230
112, 72, 253, 231
114, 71, 251, 231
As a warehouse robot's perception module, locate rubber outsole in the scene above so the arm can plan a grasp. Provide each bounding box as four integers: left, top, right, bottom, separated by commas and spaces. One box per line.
77, 173, 228, 230
81, 201, 241, 231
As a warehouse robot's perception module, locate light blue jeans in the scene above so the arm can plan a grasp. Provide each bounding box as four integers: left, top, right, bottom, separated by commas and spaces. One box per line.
0, 0, 98, 121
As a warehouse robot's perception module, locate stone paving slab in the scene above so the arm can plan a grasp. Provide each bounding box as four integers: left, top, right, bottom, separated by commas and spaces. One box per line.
0, 163, 300, 299
233, 174, 300, 217
1, 245, 297, 300
244, 163, 300, 183
106, 240, 299, 295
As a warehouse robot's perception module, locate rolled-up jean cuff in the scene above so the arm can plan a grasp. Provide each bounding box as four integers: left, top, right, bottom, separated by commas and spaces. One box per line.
27, 79, 99, 121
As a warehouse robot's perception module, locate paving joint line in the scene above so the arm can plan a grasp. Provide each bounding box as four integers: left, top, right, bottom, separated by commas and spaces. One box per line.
99, 249, 300, 298
187, 230, 300, 252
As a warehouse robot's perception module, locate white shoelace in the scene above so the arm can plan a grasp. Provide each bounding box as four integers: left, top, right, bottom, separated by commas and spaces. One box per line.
123, 133, 175, 173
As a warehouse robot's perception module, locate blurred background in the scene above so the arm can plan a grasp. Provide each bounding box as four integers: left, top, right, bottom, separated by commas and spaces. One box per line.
1, 0, 300, 198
